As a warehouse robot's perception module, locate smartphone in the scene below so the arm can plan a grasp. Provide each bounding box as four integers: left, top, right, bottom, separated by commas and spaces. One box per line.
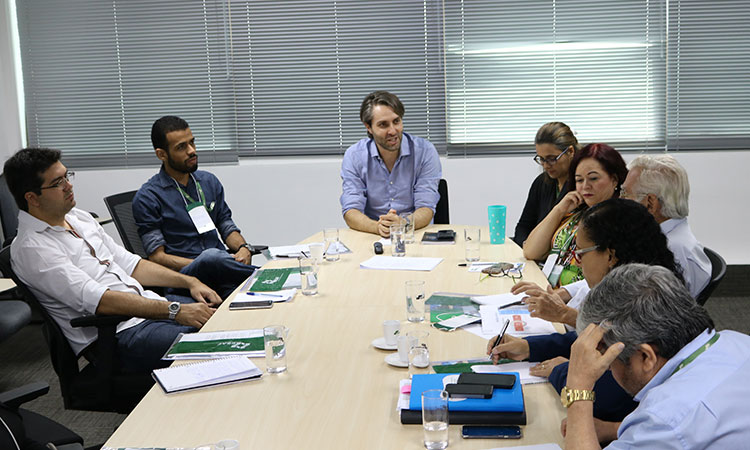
458, 373, 516, 389
228, 300, 273, 310
444, 383, 493, 399
461, 425, 522, 439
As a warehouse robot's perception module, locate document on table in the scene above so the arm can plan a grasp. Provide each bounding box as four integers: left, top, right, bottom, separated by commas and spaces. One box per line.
471, 361, 548, 385
233, 288, 297, 303
471, 292, 526, 307
162, 329, 265, 360
268, 241, 351, 258
152, 356, 262, 394
359, 255, 443, 271
483, 445, 561, 450
479, 306, 557, 337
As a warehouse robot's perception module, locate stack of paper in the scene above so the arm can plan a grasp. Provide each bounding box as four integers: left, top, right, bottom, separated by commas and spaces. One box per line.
233, 288, 297, 303
152, 356, 262, 394
479, 306, 557, 337
162, 330, 265, 360
268, 241, 351, 258
471, 292, 526, 308
359, 255, 443, 271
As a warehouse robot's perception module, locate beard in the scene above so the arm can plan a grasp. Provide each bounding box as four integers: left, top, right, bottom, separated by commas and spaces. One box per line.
167, 154, 198, 174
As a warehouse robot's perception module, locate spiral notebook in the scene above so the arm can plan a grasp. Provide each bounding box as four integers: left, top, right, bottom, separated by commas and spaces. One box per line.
152, 356, 263, 394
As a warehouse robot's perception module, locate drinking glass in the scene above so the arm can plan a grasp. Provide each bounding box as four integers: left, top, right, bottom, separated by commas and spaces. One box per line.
298, 257, 318, 296
391, 224, 406, 257
422, 389, 449, 449
323, 228, 340, 262
263, 325, 289, 373
406, 280, 426, 322
464, 228, 481, 262
400, 211, 415, 243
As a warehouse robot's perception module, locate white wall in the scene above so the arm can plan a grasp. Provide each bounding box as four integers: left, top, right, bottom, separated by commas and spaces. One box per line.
73, 150, 750, 264
0, 0, 22, 161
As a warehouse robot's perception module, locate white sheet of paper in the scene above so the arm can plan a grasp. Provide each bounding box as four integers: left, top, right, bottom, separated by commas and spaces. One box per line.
466, 261, 499, 272
283, 273, 302, 289
359, 256, 443, 271
471, 362, 549, 385
471, 292, 526, 307
437, 314, 481, 329
480, 306, 557, 336
541, 253, 557, 278
482, 444, 561, 450
378, 237, 391, 246
187, 204, 217, 234
177, 329, 263, 342
235, 288, 297, 303
268, 244, 311, 258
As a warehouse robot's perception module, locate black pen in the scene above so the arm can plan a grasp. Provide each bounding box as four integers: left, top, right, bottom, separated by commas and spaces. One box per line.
489, 318, 511, 360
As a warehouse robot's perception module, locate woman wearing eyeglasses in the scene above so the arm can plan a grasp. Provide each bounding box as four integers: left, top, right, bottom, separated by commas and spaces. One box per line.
523, 143, 628, 287
488, 198, 684, 425
512, 122, 580, 246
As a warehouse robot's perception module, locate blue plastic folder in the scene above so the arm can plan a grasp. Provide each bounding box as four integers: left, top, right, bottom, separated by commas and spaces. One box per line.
408, 373, 524, 413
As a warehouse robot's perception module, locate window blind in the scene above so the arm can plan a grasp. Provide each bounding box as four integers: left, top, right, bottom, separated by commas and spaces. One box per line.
444, 0, 666, 156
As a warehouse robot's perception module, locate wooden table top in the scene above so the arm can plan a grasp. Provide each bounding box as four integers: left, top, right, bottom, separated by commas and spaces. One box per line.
104, 225, 566, 449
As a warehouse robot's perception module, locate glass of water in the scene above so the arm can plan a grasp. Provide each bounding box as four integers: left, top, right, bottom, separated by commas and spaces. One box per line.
323, 228, 340, 262
391, 224, 406, 257
422, 389, 449, 450
263, 325, 289, 374
399, 211, 415, 243
409, 345, 431, 378
298, 257, 318, 296
405, 280, 426, 322
464, 228, 481, 262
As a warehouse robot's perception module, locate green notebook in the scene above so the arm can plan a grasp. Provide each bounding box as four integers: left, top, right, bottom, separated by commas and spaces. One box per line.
249, 267, 300, 292
425, 294, 479, 323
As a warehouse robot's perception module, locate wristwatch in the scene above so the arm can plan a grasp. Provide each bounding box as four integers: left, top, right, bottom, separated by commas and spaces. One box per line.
560, 386, 595, 408
239, 243, 251, 252
168, 301, 181, 320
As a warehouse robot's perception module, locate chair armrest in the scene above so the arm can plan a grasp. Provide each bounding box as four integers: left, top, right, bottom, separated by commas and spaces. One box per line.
0, 381, 50, 408
70, 314, 132, 328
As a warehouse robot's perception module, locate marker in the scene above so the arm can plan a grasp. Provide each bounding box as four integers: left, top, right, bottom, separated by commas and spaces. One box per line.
246, 291, 285, 298
488, 318, 511, 361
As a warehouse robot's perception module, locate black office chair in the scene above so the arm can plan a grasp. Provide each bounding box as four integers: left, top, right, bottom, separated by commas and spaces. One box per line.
696, 247, 727, 306
434, 179, 450, 225
0, 246, 153, 413
0, 382, 84, 449
0, 174, 18, 248
0, 299, 31, 343
104, 190, 268, 259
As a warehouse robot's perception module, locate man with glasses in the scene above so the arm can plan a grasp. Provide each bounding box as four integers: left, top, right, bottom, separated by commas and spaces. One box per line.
6, 147, 221, 372
620, 155, 710, 298
132, 116, 258, 300
340, 91, 442, 238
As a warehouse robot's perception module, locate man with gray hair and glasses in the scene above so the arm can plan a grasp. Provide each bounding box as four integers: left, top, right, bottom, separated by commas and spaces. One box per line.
563, 263, 750, 449
620, 154, 711, 298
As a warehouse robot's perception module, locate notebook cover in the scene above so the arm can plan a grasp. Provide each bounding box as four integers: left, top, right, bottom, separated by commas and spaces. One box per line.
399, 407, 527, 425
408, 373, 524, 413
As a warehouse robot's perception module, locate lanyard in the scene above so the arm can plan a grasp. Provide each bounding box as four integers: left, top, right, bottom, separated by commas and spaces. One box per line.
173, 174, 211, 211
670, 333, 719, 377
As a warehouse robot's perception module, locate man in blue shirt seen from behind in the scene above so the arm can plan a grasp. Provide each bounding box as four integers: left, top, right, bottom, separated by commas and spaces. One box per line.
340, 91, 441, 237
133, 116, 257, 299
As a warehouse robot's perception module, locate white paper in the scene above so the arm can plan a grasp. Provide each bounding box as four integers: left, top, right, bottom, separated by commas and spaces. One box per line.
153, 356, 261, 392
177, 329, 263, 342
437, 313, 481, 329
359, 255, 443, 271
471, 292, 526, 307
268, 244, 311, 258
480, 306, 557, 337
483, 444, 561, 450
235, 288, 297, 303
283, 273, 302, 289
541, 253, 558, 278
465, 261, 499, 272
471, 362, 549, 385
378, 237, 391, 246
326, 240, 351, 255
187, 204, 217, 234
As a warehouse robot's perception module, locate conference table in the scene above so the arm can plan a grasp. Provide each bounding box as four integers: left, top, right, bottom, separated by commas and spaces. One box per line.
104, 225, 567, 449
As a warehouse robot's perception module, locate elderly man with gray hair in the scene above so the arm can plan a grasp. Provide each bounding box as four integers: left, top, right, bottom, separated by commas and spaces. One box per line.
620, 154, 711, 298
563, 263, 750, 449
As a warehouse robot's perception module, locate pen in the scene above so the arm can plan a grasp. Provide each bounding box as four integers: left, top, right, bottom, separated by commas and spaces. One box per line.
458, 262, 496, 267
488, 318, 511, 361
246, 291, 285, 298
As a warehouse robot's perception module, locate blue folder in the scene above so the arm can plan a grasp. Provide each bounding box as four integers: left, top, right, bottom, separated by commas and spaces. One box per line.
408, 372, 524, 413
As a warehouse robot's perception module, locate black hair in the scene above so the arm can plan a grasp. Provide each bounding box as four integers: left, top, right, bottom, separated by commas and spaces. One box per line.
151, 116, 190, 151
3, 147, 63, 212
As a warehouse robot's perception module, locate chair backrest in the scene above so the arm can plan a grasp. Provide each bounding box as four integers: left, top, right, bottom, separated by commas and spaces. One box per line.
434, 178, 450, 225
0, 174, 19, 247
696, 247, 727, 306
103, 190, 148, 258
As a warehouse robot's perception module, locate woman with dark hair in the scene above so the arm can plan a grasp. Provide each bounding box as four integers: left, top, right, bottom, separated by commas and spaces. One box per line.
513, 122, 580, 246
488, 198, 684, 423
523, 143, 628, 287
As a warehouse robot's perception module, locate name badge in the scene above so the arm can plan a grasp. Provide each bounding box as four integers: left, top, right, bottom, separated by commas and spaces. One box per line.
186, 202, 217, 234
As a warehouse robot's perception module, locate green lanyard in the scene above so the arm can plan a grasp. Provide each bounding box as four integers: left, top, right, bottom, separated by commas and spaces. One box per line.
174, 176, 213, 212
670, 333, 719, 377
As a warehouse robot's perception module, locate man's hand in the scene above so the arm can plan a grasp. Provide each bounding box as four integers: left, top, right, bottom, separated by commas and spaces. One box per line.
510, 281, 543, 295
524, 285, 575, 324
568, 323, 624, 390
175, 302, 215, 328
377, 209, 400, 237
486, 333, 530, 363
561, 417, 621, 443
529, 356, 568, 378
186, 277, 223, 306
233, 246, 252, 265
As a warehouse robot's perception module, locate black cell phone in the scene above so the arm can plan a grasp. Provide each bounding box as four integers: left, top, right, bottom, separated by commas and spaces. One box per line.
444, 383, 493, 399
436, 229, 456, 240
461, 425, 522, 439
374, 242, 384, 254
228, 300, 273, 310
458, 373, 516, 389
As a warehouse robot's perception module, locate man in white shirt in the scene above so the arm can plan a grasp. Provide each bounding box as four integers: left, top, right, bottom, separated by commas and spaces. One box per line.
620, 154, 710, 298
5, 148, 222, 372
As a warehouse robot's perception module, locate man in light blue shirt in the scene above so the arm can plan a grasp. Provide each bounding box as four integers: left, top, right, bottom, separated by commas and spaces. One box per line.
340, 91, 441, 237
564, 263, 750, 449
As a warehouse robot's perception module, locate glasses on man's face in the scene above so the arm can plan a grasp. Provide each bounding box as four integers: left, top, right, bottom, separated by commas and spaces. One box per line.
40, 171, 75, 190
573, 245, 599, 263
533, 147, 569, 166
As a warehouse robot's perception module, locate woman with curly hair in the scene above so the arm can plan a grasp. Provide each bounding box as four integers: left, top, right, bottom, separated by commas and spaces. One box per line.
487, 198, 684, 423
523, 143, 628, 287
